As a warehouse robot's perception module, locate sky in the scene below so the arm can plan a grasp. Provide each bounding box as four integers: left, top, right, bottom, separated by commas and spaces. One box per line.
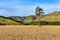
0, 0, 60, 16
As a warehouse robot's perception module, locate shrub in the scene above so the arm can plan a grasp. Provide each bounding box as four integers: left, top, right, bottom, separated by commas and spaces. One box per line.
41, 21, 60, 25
41, 21, 48, 25
22, 22, 33, 25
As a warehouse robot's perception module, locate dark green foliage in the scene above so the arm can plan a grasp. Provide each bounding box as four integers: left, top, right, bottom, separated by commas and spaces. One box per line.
21, 21, 60, 25
35, 6, 44, 15
41, 21, 48, 25
41, 21, 60, 25
22, 22, 33, 25
35, 6, 44, 26
0, 16, 7, 19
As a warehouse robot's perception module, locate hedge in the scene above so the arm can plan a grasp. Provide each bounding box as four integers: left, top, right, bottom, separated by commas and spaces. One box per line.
41, 21, 60, 25
22, 22, 33, 25
22, 21, 60, 25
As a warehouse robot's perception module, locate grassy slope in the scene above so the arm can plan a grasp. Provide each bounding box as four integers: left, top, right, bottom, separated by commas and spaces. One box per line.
0, 17, 20, 25
7, 12, 60, 23
41, 12, 60, 22
0, 11, 60, 25
24, 12, 60, 22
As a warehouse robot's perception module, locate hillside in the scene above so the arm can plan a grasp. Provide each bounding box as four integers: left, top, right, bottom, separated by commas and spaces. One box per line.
42, 11, 60, 22
0, 11, 60, 25
0, 16, 20, 25
23, 11, 60, 22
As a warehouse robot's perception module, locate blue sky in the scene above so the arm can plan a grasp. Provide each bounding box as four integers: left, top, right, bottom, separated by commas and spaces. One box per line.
0, 0, 60, 16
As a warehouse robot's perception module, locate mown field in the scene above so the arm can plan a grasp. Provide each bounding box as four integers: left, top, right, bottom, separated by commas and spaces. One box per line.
0, 25, 60, 40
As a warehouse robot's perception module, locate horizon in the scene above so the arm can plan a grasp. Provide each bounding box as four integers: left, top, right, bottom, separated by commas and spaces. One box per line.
0, 0, 60, 16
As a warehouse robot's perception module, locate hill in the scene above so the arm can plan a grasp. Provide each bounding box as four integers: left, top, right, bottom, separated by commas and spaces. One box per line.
23, 11, 60, 22
0, 16, 20, 25
0, 11, 60, 25
41, 11, 60, 22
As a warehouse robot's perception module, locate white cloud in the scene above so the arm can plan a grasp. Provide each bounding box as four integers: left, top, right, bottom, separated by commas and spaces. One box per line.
6, 2, 60, 15
0, 1, 60, 16
36, 3, 60, 13
0, 10, 6, 14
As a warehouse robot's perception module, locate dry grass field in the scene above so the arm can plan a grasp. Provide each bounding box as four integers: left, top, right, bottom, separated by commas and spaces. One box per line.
0, 25, 60, 40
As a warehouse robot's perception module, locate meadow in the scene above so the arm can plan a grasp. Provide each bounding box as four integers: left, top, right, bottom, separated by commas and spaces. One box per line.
0, 25, 60, 40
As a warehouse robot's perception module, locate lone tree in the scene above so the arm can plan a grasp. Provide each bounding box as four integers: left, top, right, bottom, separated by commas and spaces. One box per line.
35, 6, 44, 27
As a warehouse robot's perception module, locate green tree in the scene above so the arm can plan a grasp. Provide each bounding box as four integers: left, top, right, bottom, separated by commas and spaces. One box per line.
35, 6, 44, 27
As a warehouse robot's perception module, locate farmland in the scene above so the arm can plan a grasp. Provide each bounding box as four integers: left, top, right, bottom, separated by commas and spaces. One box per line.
0, 25, 60, 40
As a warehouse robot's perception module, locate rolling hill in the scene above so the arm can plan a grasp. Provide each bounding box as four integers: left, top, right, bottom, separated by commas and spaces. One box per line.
0, 11, 60, 25
0, 16, 20, 25
23, 11, 60, 22
41, 11, 60, 22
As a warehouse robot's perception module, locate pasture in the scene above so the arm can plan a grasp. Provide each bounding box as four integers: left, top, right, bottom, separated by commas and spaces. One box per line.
0, 25, 60, 40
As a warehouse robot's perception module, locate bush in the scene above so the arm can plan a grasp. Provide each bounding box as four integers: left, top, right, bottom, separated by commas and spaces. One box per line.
20, 21, 60, 25
41, 21, 48, 25
41, 21, 60, 25
22, 22, 33, 25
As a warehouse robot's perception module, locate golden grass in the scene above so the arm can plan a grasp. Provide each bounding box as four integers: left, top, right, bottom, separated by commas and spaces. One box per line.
0, 25, 60, 40
0, 18, 20, 25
